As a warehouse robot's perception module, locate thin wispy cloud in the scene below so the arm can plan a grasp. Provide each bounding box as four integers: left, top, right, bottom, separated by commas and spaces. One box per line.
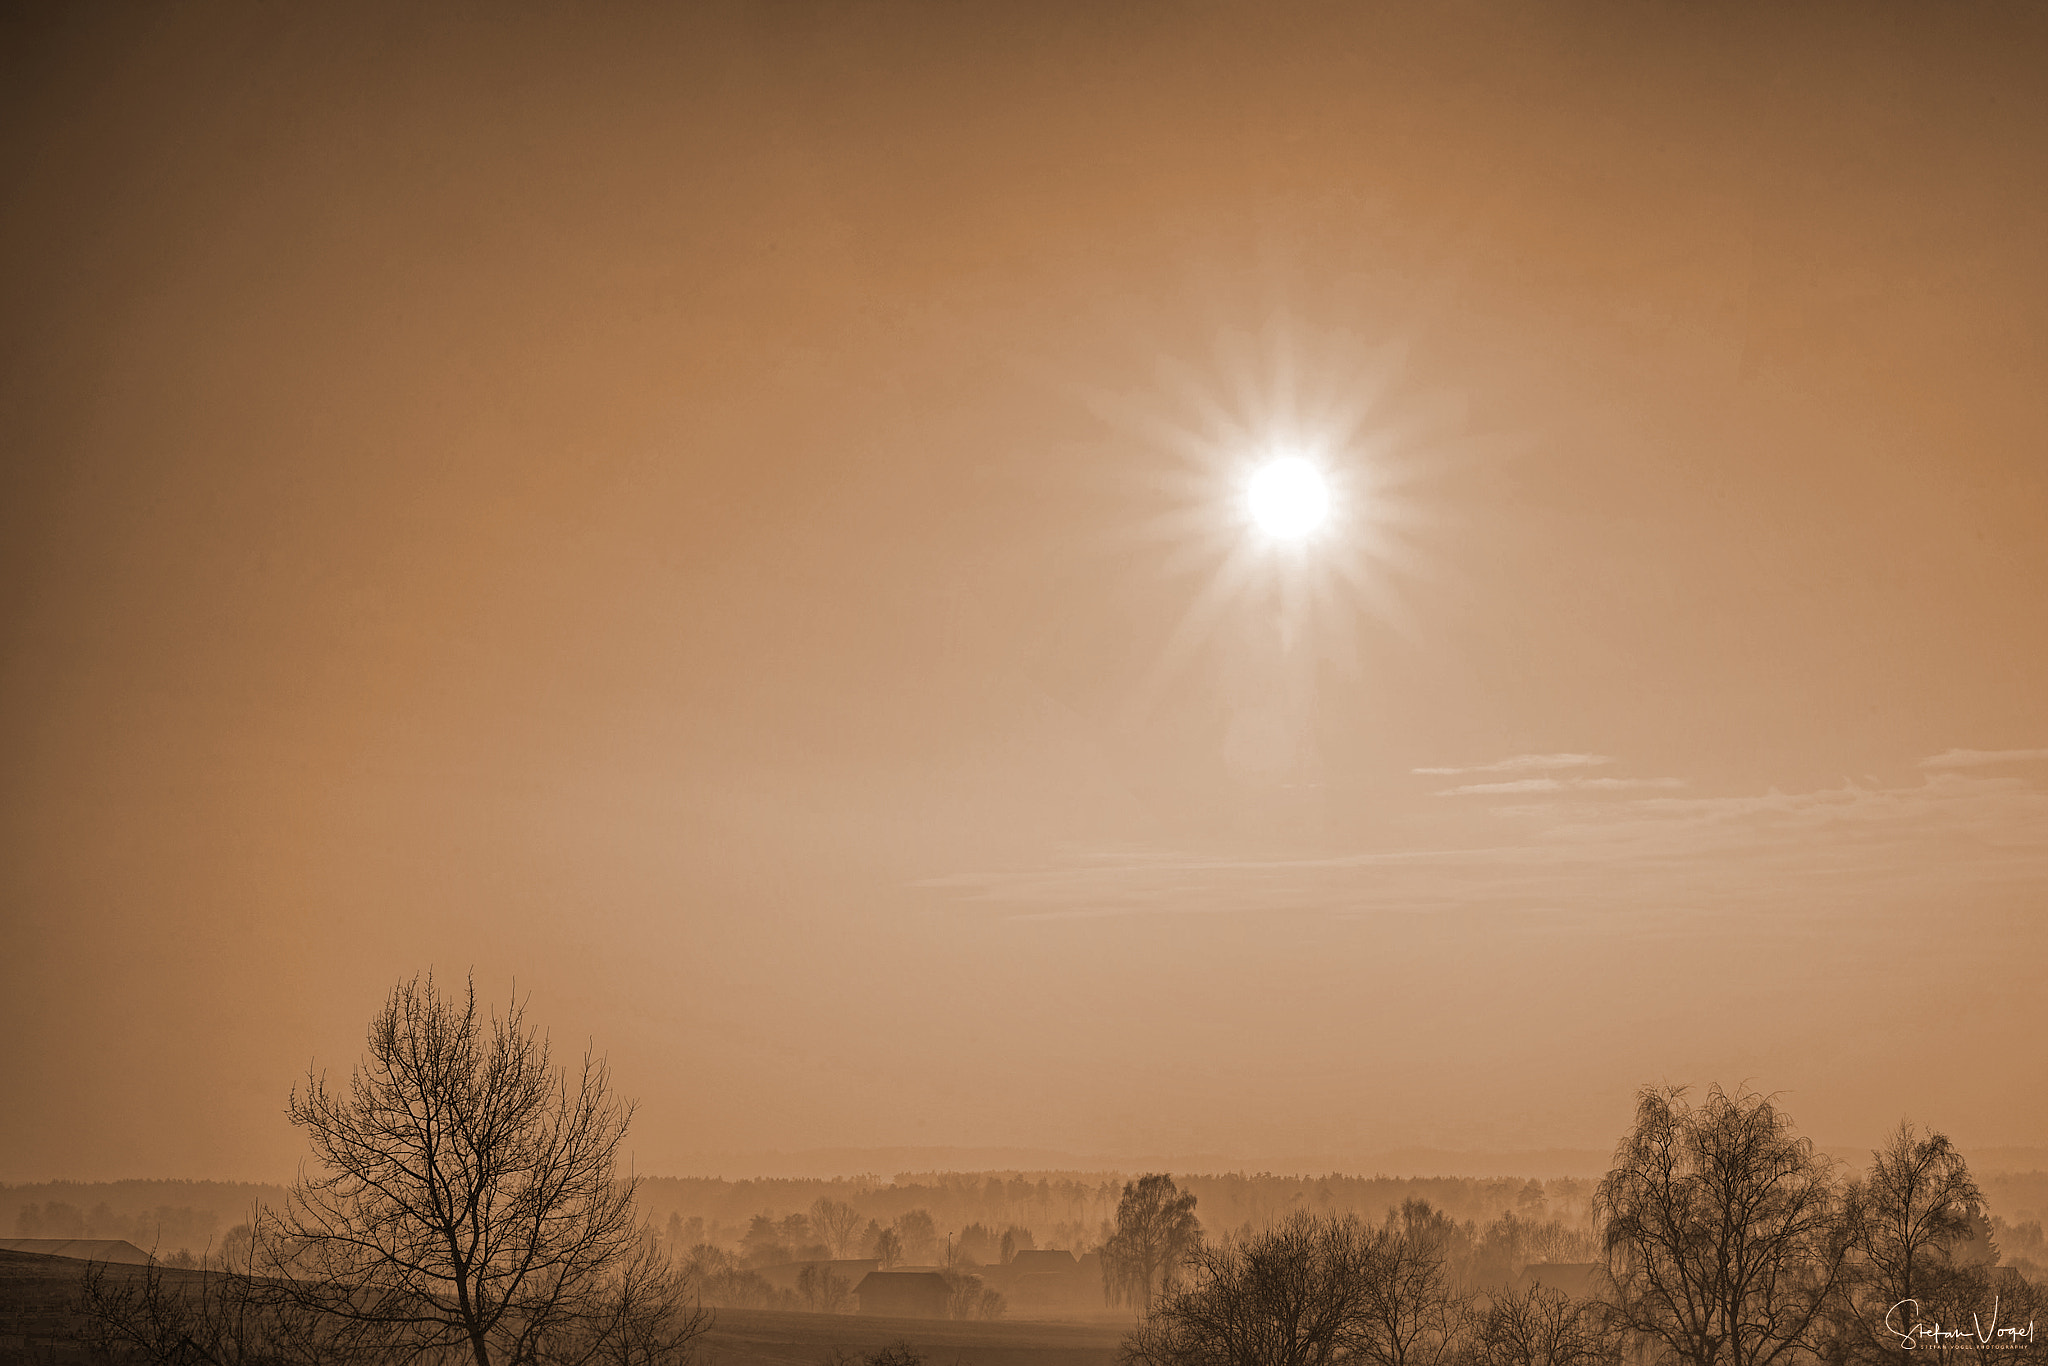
1412, 753, 1613, 776
1438, 775, 1685, 796
923, 772, 2048, 924
1578, 777, 1687, 790
1919, 747, 2048, 769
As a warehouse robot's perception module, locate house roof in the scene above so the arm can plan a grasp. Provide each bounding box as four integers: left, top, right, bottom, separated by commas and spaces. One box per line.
0, 1238, 154, 1265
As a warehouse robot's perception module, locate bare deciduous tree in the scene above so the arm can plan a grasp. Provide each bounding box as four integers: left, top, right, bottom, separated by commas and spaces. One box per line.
1121, 1211, 1380, 1366
1892, 1263, 2044, 1366
79, 1225, 354, 1365
1597, 1084, 1856, 1366
266, 972, 704, 1366
580, 1233, 711, 1366
1855, 1121, 1983, 1309
1356, 1205, 1469, 1366
1121, 1208, 1475, 1366
890, 1209, 939, 1266
811, 1198, 865, 1259
1817, 1124, 2000, 1366
938, 1268, 1005, 1320
797, 1263, 854, 1313
1471, 1283, 1622, 1366
1103, 1174, 1203, 1314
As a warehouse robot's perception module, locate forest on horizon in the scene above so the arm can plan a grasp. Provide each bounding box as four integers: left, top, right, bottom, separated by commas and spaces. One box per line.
11, 1166, 2048, 1283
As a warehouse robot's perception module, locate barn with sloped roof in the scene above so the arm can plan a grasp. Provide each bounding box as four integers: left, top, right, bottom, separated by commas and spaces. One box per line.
854, 1270, 950, 1318
0, 1239, 154, 1265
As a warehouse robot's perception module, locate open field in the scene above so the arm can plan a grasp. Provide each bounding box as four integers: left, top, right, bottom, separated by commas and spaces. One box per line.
700, 1308, 1128, 1366
0, 1248, 132, 1363
0, 1249, 1131, 1366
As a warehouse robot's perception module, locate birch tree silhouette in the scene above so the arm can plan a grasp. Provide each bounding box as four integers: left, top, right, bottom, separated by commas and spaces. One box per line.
1597, 1085, 1855, 1366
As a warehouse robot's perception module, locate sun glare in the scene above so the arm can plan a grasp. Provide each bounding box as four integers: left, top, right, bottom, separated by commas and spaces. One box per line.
1101, 319, 1425, 718
1247, 456, 1332, 541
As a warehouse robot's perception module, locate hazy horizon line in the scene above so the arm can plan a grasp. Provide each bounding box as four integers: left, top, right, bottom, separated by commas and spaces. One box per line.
12, 1143, 2047, 1190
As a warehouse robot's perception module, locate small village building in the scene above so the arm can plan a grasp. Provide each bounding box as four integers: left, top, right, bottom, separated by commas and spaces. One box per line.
854, 1270, 951, 1318
1000, 1248, 1098, 1315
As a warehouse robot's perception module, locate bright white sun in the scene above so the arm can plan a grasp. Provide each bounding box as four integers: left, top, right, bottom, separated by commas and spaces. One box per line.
1246, 456, 1332, 540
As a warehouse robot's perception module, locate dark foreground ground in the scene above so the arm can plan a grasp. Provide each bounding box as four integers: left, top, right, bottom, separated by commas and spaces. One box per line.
702, 1309, 1126, 1366
1, 1250, 1130, 1366
1, 1248, 107, 1363
0, 1248, 224, 1363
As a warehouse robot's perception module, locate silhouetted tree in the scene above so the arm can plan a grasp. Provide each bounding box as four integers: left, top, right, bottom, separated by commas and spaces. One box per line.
79, 1249, 328, 1366
211, 1219, 260, 1273
938, 1268, 1005, 1320
1473, 1211, 1534, 1286
797, 1263, 854, 1313
744, 1213, 792, 1267
875, 1227, 904, 1269
1890, 1262, 2043, 1366
811, 1198, 865, 1259
1827, 1129, 2017, 1366
1356, 1204, 1469, 1366
1471, 1283, 1621, 1366
685, 1244, 780, 1310
956, 1222, 995, 1265
1854, 1122, 1983, 1313
1103, 1174, 1202, 1314
1598, 1084, 1856, 1366
1001, 1227, 1031, 1263
265, 972, 705, 1366
1121, 1211, 1379, 1366
585, 1232, 711, 1366
893, 1210, 939, 1265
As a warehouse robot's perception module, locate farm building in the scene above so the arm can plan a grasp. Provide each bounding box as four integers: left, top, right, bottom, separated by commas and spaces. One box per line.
854, 1270, 950, 1318
993, 1247, 1102, 1316
0, 1239, 154, 1265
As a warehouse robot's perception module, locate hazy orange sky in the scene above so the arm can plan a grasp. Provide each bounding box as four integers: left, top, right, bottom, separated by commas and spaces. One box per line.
4, 3, 2045, 1183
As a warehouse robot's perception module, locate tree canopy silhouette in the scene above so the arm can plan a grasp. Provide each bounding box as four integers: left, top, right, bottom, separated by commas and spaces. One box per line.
1597, 1084, 1855, 1366
1102, 1173, 1202, 1313
266, 971, 703, 1366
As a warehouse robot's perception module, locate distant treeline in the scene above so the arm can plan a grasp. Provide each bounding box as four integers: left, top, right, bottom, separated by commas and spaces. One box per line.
10, 1168, 2045, 1272
2, 1181, 285, 1260
631, 1172, 1604, 1259
634, 1168, 2048, 1250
